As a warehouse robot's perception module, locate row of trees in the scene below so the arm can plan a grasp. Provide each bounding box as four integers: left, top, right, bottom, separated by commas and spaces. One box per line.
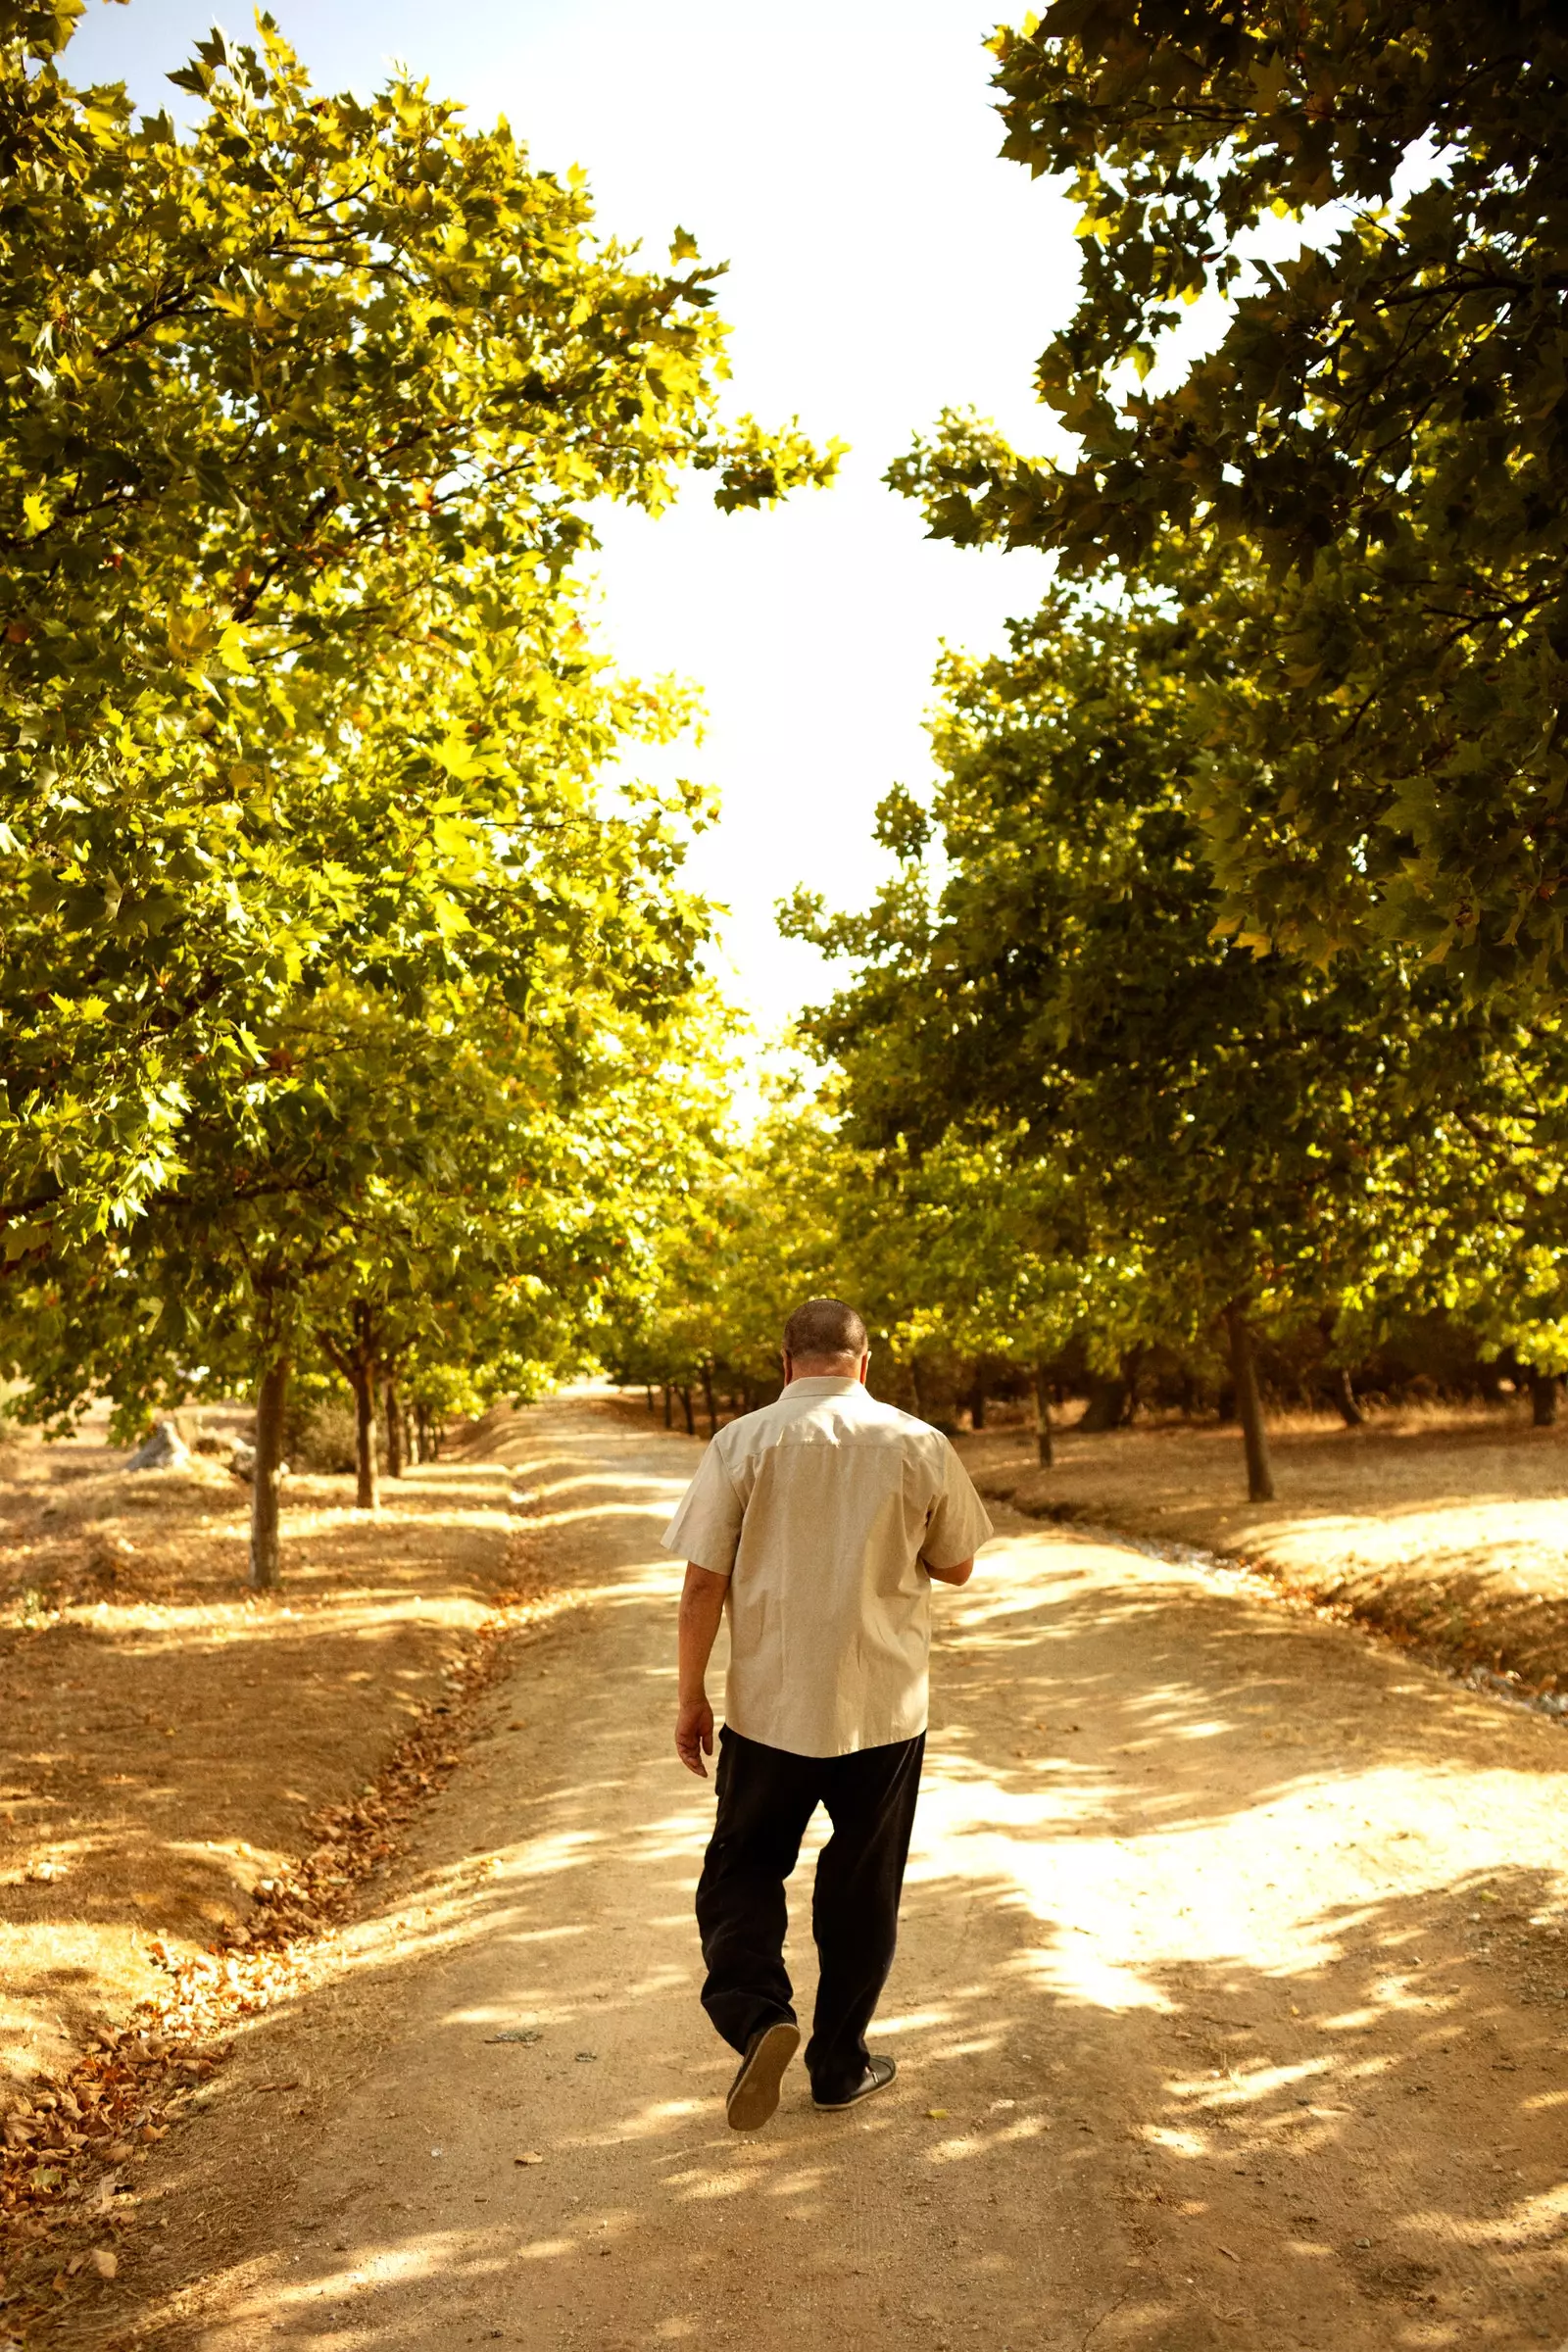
8, 2, 1562, 1521
0, 4, 831, 1576
611, 0, 1568, 1503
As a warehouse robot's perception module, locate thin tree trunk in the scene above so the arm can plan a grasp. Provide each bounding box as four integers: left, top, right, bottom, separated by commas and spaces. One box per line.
645, 1385, 654, 1414
679, 1385, 695, 1435
967, 1377, 986, 1431
249, 1354, 290, 1591
1033, 1363, 1054, 1468
662, 1384, 673, 1429
1331, 1366, 1364, 1428
384, 1377, 404, 1478
700, 1360, 717, 1438
1531, 1369, 1560, 1428
415, 1402, 430, 1461
403, 1403, 416, 1465
352, 1362, 379, 1509
1225, 1303, 1275, 1502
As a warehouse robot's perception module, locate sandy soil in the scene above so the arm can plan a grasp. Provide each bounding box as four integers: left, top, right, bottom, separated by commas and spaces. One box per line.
33, 1394, 1566, 2352
0, 1405, 515, 2098
956, 1404, 1568, 1698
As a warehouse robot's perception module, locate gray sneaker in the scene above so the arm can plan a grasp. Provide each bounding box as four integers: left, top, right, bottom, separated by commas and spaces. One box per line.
812, 2054, 897, 2111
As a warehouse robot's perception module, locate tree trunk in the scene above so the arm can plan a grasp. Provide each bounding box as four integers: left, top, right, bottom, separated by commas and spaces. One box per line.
352, 1361, 380, 1509
662, 1384, 673, 1429
679, 1385, 695, 1435
384, 1377, 404, 1478
700, 1360, 717, 1439
1530, 1369, 1560, 1428
645, 1385, 654, 1414
967, 1377, 986, 1432
249, 1354, 290, 1591
1225, 1303, 1275, 1502
1331, 1366, 1364, 1428
1033, 1364, 1054, 1469
415, 1402, 430, 1461
403, 1403, 416, 1466
1079, 1374, 1127, 1434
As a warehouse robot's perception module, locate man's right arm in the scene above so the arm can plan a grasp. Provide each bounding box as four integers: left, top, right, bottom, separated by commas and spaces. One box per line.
918, 1435, 993, 1588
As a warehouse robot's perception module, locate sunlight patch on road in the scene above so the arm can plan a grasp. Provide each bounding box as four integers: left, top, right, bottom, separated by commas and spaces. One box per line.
586, 2096, 708, 2143
1141, 2123, 1208, 2156
1409, 2181, 1568, 2247
1201, 2059, 1329, 2107
516, 1499, 680, 1533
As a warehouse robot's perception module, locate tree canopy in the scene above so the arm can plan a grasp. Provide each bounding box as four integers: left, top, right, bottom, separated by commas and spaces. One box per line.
0, 1, 836, 1258
783, 583, 1568, 1492
0, 2, 837, 1578
895, 0, 1568, 996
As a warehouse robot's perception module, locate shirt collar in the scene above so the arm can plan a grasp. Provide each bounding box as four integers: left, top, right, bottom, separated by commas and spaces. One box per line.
784, 1376, 862, 1395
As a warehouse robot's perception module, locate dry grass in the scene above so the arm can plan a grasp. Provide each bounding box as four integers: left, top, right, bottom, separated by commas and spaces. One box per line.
956, 1396, 1568, 1694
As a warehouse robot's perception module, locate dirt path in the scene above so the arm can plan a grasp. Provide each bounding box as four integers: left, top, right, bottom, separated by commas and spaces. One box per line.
100, 1397, 1568, 2352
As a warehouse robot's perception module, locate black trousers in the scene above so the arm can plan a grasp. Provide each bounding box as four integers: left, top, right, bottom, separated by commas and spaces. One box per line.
695, 1724, 925, 2104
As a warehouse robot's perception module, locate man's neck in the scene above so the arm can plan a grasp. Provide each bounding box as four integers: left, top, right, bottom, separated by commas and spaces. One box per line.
784, 1352, 869, 1387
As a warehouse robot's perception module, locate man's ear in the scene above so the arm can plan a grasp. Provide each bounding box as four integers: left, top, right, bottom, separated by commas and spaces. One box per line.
858, 1350, 871, 1387
782, 1350, 793, 1385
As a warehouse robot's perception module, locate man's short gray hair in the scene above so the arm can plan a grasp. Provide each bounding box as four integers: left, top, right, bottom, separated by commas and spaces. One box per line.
784, 1298, 867, 1360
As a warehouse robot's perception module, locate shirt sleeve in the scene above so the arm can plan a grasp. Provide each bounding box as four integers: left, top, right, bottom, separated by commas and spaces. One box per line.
662, 1442, 746, 1577
920, 1440, 995, 1571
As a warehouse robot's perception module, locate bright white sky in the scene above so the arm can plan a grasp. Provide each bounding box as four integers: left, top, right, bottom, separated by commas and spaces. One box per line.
70, 0, 1077, 1054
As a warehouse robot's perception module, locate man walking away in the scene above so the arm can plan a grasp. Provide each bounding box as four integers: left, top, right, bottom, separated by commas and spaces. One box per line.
663, 1298, 993, 2132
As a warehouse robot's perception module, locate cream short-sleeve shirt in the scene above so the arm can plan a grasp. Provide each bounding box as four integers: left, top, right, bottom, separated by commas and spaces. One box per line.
662, 1376, 994, 1758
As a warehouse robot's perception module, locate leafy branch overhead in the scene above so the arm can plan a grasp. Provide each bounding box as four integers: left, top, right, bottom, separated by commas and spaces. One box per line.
895, 0, 1568, 996
0, 4, 838, 1250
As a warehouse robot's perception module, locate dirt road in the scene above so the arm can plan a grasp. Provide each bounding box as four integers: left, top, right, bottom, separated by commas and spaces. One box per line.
118, 1397, 1568, 2351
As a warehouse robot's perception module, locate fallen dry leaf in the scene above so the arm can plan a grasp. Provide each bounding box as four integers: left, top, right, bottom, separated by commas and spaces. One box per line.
926, 2107, 949, 2120
514, 2152, 544, 2166
87, 2247, 118, 2278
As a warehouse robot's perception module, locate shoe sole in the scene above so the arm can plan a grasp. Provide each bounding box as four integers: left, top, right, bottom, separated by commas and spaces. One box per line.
812, 2057, 897, 2111
726, 2021, 801, 2132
